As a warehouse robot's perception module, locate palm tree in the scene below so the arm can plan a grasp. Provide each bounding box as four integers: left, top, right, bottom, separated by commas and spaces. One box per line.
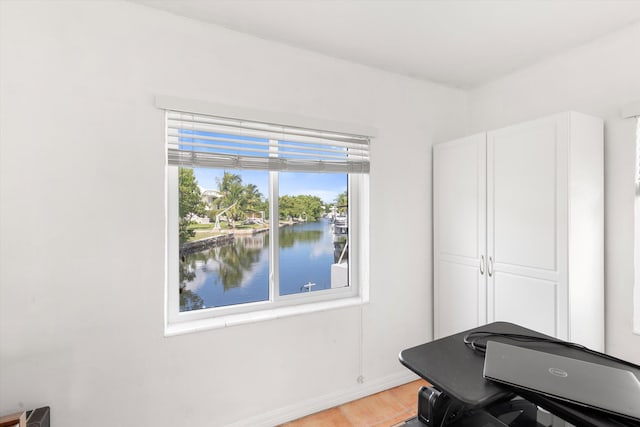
241, 183, 265, 223
244, 183, 263, 210
217, 172, 245, 227
336, 191, 348, 214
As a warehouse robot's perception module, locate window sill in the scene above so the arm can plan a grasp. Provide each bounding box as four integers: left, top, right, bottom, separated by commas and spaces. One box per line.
165, 296, 367, 337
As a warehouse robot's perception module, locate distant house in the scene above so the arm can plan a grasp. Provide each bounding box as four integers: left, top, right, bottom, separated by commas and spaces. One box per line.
188, 188, 223, 224
200, 188, 222, 209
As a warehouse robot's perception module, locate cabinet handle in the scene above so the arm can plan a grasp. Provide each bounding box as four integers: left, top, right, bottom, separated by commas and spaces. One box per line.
480, 255, 485, 275
488, 256, 494, 277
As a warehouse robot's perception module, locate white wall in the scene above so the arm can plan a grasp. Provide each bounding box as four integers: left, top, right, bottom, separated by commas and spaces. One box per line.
468, 22, 640, 364
0, 1, 466, 426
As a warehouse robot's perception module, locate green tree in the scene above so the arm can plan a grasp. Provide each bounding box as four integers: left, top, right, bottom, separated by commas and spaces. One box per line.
179, 168, 205, 244
243, 183, 263, 213
298, 195, 323, 220
217, 172, 245, 227
216, 172, 268, 226
279, 195, 296, 220
336, 191, 348, 214
279, 194, 324, 221
258, 198, 269, 220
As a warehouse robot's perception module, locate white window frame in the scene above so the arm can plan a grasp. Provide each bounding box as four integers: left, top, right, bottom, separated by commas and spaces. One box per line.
160, 96, 372, 335
634, 116, 640, 335
624, 101, 640, 335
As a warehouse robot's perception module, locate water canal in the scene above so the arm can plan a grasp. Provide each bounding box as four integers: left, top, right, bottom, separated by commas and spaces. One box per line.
179, 218, 345, 312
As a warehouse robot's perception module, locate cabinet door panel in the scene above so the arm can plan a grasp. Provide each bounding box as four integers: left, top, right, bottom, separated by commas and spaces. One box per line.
435, 137, 485, 259
493, 273, 557, 337
492, 273, 557, 336
436, 261, 483, 338
488, 120, 560, 271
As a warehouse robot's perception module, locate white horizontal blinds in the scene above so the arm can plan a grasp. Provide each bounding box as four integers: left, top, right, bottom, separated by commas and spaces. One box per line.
166, 111, 370, 173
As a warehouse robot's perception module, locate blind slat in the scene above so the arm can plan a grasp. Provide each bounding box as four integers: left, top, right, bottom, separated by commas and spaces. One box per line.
167, 131, 368, 157
167, 111, 368, 144
170, 141, 364, 161
167, 121, 368, 151
166, 111, 371, 174
168, 149, 370, 173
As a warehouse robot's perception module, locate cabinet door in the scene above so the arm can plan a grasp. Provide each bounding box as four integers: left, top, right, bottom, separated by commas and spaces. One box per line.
433, 134, 487, 338
487, 115, 568, 338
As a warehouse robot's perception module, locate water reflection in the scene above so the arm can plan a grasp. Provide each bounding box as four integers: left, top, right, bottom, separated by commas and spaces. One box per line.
179, 220, 338, 312
179, 289, 204, 312
183, 234, 268, 287
279, 227, 322, 248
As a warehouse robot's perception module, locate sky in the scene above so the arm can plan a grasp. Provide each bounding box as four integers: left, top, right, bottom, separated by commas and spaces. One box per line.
194, 168, 346, 205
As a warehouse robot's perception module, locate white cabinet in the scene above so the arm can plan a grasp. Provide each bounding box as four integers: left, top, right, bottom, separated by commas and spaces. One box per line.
433, 112, 604, 351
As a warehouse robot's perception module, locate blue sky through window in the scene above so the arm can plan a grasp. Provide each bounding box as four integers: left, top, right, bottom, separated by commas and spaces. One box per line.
194, 168, 346, 204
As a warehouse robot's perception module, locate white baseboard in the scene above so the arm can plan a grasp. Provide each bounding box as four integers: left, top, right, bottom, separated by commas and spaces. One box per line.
224, 370, 420, 427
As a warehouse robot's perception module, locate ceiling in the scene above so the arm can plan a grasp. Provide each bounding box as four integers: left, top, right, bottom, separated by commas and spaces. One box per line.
131, 0, 640, 89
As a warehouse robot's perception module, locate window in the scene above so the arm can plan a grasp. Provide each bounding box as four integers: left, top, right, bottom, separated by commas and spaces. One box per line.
163, 102, 371, 331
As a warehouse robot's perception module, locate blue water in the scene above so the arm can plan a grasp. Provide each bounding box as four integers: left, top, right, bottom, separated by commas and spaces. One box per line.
180, 218, 342, 311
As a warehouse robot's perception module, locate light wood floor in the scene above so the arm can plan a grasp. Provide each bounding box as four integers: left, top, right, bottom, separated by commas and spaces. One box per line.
279, 379, 430, 427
